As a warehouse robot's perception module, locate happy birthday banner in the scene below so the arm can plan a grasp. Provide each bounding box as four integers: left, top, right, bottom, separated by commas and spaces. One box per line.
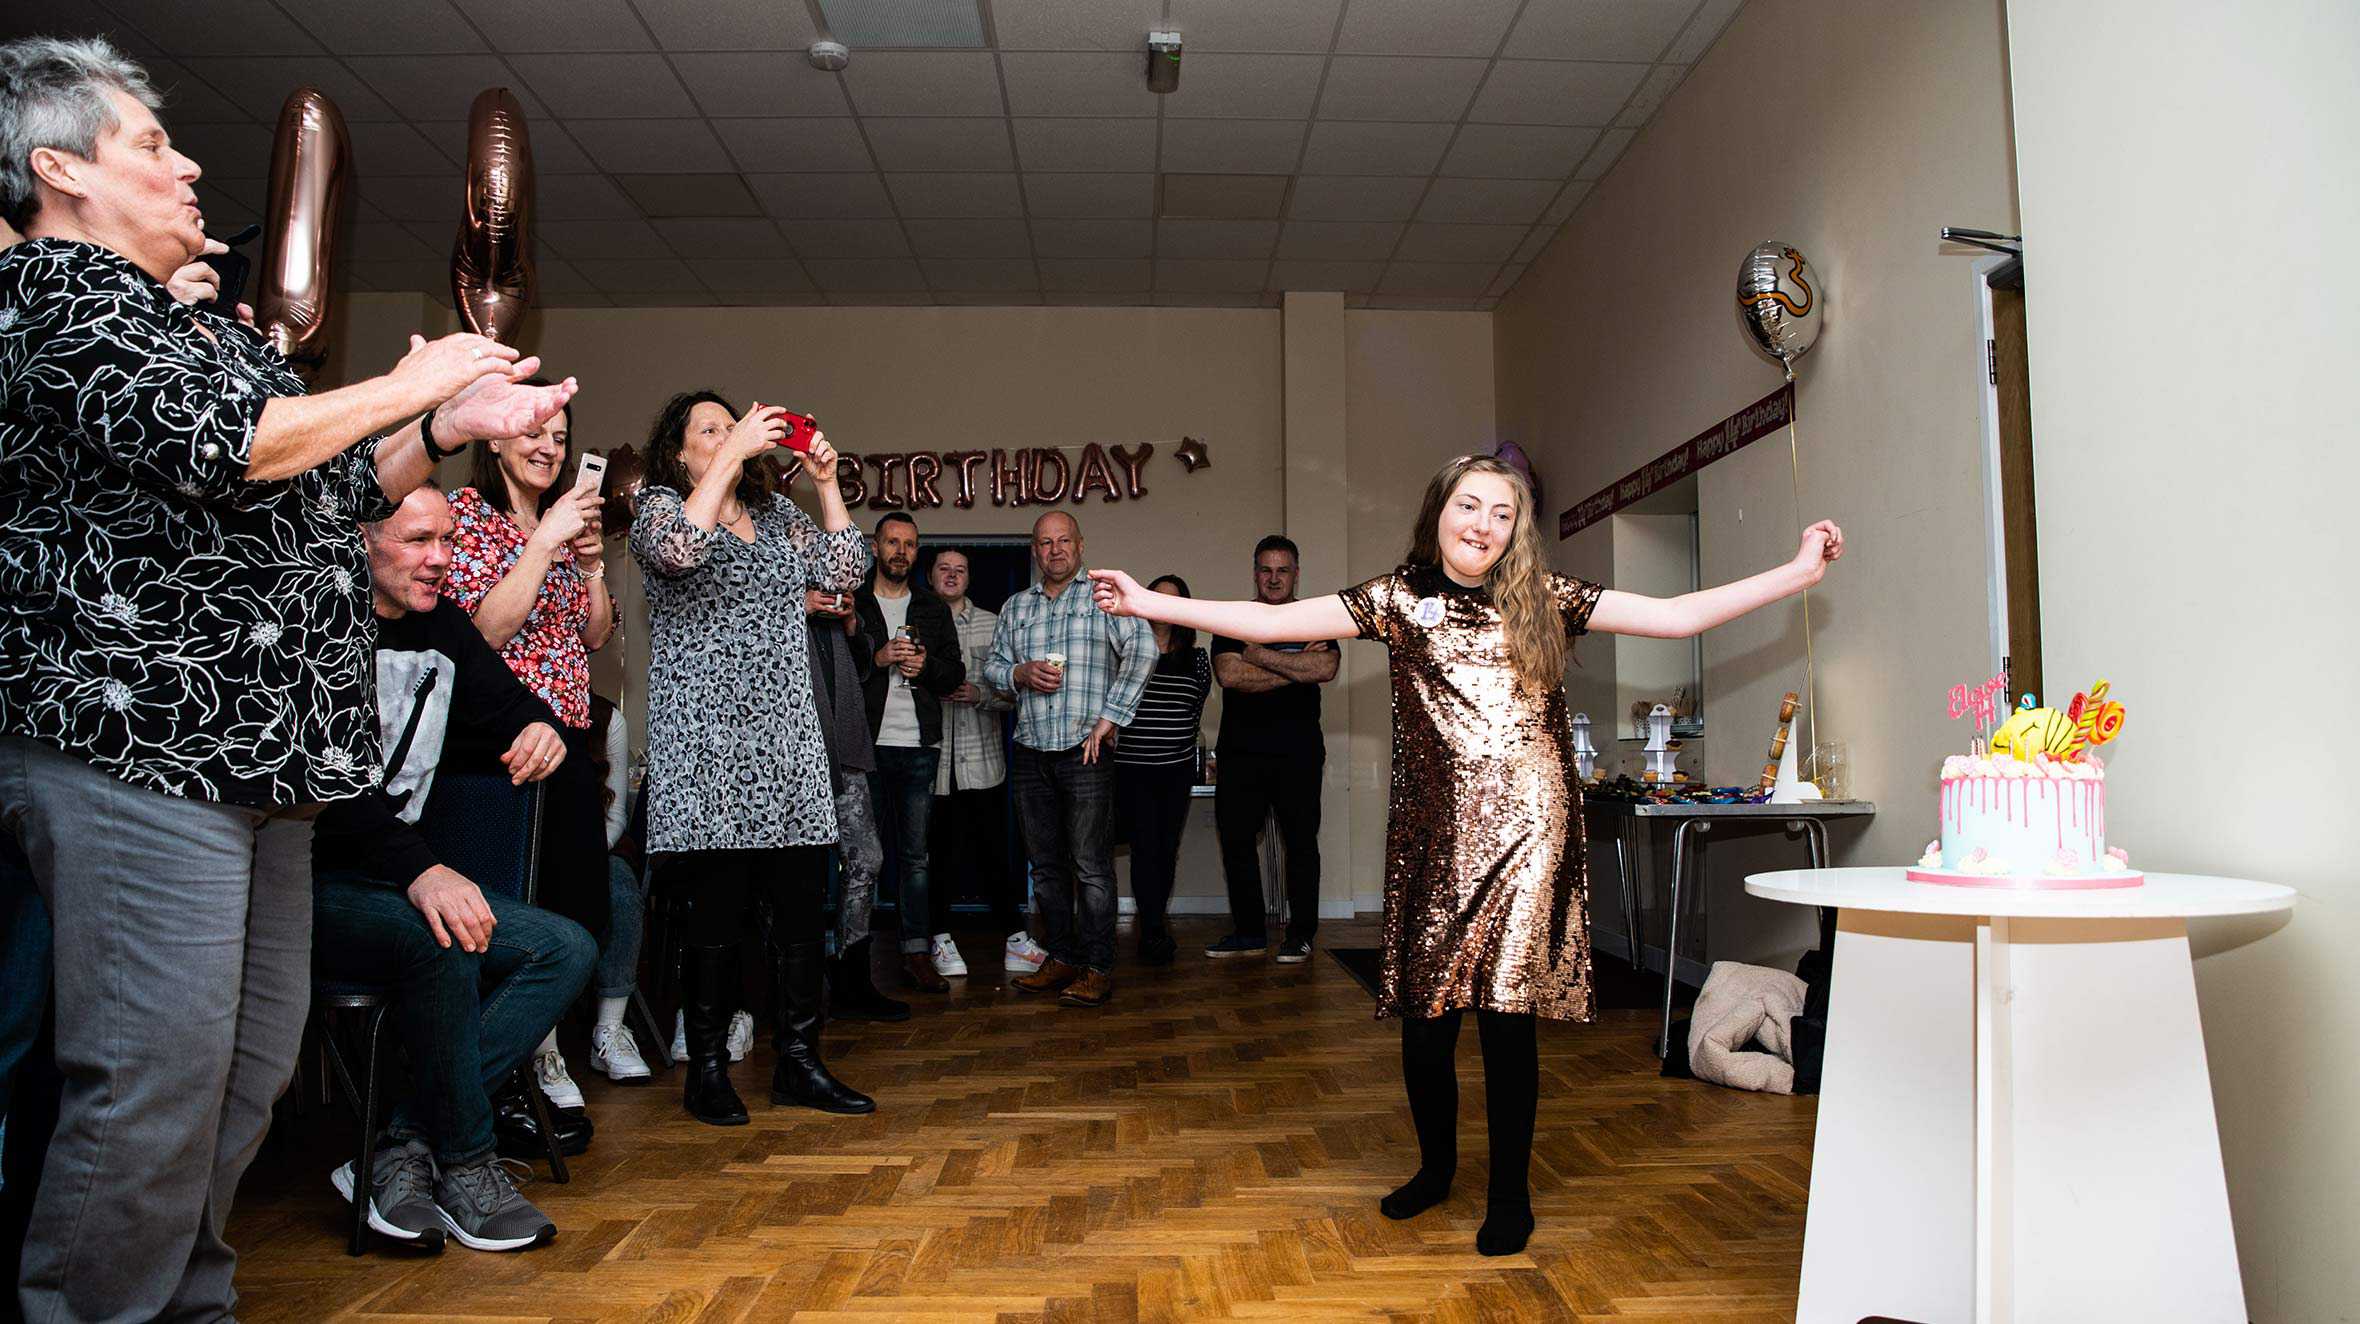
779, 441, 1184, 510
1557, 382, 1795, 539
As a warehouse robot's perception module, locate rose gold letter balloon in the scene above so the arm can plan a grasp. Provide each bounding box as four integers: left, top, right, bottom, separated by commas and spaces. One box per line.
254, 87, 350, 371
452, 88, 536, 342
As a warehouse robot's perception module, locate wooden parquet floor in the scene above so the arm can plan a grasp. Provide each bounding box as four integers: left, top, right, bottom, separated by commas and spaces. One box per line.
226, 917, 1815, 1322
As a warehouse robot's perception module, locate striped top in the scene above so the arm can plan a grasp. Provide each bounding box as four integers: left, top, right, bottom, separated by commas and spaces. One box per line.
1116, 647, 1211, 767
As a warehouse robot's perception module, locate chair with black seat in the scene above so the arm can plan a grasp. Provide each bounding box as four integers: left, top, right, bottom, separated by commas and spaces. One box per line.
310, 772, 569, 1257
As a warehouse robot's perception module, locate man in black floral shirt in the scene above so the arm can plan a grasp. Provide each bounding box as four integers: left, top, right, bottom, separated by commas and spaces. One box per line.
0, 36, 576, 1320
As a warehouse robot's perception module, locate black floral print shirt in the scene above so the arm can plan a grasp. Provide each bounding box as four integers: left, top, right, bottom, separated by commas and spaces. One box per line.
0, 237, 395, 807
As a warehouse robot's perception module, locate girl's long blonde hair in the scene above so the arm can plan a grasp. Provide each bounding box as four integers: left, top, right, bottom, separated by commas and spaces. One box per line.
1405, 454, 1565, 691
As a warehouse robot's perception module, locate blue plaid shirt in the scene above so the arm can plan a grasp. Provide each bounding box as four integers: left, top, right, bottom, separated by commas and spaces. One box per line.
982, 570, 1155, 754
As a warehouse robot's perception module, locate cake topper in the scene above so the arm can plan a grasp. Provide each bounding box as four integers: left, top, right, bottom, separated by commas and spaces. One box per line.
2062, 679, 2127, 755
1946, 671, 2009, 740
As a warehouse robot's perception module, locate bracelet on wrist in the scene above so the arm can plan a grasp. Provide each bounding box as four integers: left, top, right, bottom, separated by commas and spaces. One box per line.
582, 566, 607, 582
419, 411, 463, 463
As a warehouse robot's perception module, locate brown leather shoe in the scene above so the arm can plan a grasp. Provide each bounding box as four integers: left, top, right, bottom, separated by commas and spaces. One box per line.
903, 952, 950, 993
1011, 958, 1080, 995
1059, 969, 1112, 1008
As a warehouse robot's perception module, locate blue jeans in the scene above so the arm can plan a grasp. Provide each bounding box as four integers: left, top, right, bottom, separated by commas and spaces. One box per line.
869, 745, 941, 955
597, 855, 646, 999
313, 872, 595, 1166
1012, 743, 1117, 974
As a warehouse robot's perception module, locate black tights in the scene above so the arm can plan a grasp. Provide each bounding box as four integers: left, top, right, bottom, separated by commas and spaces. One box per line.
663, 846, 827, 947
1382, 1009, 1539, 1256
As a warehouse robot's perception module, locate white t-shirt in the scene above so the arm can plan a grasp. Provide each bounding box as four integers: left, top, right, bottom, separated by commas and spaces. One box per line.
875, 590, 923, 748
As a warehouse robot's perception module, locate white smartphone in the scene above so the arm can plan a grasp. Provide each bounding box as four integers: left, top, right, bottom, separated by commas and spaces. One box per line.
573, 451, 608, 495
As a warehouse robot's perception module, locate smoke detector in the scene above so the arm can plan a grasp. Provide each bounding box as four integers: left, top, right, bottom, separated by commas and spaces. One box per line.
1146, 31, 1182, 93
807, 40, 850, 72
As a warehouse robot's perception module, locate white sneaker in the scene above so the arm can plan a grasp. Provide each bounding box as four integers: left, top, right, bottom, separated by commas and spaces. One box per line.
930, 934, 969, 977
727, 1009, 753, 1063
669, 1010, 686, 1062
589, 1024, 651, 1081
1004, 931, 1048, 973
533, 1047, 585, 1110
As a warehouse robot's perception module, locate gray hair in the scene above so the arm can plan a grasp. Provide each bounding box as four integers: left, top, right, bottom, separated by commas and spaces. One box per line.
0, 36, 160, 231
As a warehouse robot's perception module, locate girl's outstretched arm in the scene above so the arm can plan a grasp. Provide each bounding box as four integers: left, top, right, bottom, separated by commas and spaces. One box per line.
1090, 569, 1359, 644
1588, 520, 1845, 639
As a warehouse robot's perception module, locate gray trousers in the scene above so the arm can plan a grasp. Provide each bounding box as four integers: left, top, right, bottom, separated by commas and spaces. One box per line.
0, 736, 314, 1324
832, 776, 881, 951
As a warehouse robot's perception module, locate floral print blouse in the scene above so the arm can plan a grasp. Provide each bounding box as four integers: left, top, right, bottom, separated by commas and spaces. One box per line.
442, 486, 592, 730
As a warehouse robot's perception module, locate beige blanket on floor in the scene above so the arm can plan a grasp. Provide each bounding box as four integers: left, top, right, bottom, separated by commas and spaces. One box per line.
1687, 960, 1809, 1094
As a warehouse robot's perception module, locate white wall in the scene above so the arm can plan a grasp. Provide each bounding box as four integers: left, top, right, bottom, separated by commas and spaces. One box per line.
2006, 3, 2360, 1317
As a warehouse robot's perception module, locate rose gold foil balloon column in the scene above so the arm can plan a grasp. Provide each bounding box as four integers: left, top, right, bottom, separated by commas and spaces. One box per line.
253, 87, 350, 372
451, 88, 536, 342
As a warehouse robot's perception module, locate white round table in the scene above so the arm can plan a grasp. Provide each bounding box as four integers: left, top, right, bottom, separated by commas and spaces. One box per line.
1746, 868, 2295, 1324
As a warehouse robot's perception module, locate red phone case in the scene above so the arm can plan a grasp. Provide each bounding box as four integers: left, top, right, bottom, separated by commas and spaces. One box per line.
769, 407, 818, 452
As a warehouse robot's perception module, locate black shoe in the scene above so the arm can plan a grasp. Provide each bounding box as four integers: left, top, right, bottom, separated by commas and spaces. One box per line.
1275, 938, 1313, 964
493, 1088, 591, 1159
682, 943, 749, 1126
771, 940, 876, 1115
831, 938, 912, 1023
1204, 933, 1268, 959
1137, 930, 1177, 967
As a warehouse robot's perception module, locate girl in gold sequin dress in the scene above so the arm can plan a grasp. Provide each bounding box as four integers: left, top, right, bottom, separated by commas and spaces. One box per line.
1090, 455, 1844, 1257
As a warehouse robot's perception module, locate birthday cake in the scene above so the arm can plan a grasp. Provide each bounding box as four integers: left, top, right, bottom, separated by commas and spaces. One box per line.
1908, 678, 2141, 890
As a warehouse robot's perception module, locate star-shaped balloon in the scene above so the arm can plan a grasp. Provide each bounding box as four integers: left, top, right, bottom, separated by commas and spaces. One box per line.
1175, 436, 1211, 472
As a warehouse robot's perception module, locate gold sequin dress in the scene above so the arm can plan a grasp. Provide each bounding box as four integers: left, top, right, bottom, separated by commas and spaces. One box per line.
1338, 565, 1605, 1022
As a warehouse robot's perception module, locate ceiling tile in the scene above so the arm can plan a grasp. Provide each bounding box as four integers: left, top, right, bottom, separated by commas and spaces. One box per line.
1335, 0, 1522, 56
638, 0, 821, 50
0, 5, 150, 49
922, 258, 1037, 290
144, 61, 249, 125
673, 54, 851, 116
607, 289, 717, 306
1158, 173, 1289, 219
747, 172, 896, 218
574, 257, 703, 292
346, 257, 449, 292
104, 0, 322, 55
715, 119, 875, 172
1416, 176, 1558, 223
816, 0, 987, 47
656, 215, 792, 253
1440, 124, 1601, 178
1268, 259, 1385, 290
1504, 0, 1698, 62
537, 289, 615, 306
825, 291, 936, 305
841, 52, 1004, 117
284, 1, 483, 53
990, 0, 1161, 51
178, 57, 399, 122
507, 54, 694, 117
1666, 0, 1744, 64
1000, 52, 1159, 118
1030, 219, 1154, 258
564, 119, 733, 172
1485, 262, 1528, 297
1380, 261, 1498, 296
344, 56, 549, 120
347, 121, 457, 174
1154, 291, 1272, 307
196, 177, 263, 212
1277, 221, 1404, 260
1315, 56, 1486, 121
1013, 119, 1156, 172
532, 257, 596, 292
416, 119, 598, 174
396, 219, 459, 252
1154, 259, 1269, 292
1572, 128, 1636, 180
1022, 173, 1154, 218
166, 123, 276, 179
1394, 222, 1526, 263
1512, 226, 1553, 262
804, 258, 929, 291
688, 258, 815, 293
1298, 121, 1453, 175
451, 0, 653, 51
1285, 175, 1428, 221
1156, 219, 1279, 259
1162, 55, 1325, 119
1542, 179, 1593, 222
1615, 66, 1689, 127
905, 218, 1033, 259
535, 217, 662, 258
355, 174, 463, 223
1372, 294, 1485, 310
862, 118, 1015, 172
713, 288, 826, 305
1058, 290, 1153, 305
1466, 60, 1647, 125
620, 173, 762, 218
1038, 259, 1150, 291
346, 221, 439, 260
779, 220, 913, 258
886, 172, 1025, 217
938, 290, 1043, 305
1166, 0, 1345, 53
1158, 120, 1305, 175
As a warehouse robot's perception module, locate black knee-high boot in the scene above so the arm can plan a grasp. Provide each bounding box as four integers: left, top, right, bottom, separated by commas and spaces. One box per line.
771, 940, 876, 1114
681, 943, 749, 1126
1475, 1010, 1538, 1255
1381, 1010, 1464, 1220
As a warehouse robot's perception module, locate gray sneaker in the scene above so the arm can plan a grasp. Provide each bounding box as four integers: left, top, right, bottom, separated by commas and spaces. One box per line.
331, 1138, 445, 1251
433, 1157, 555, 1252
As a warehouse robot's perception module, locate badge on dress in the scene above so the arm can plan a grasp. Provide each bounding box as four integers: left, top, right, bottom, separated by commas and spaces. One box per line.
1413, 596, 1445, 628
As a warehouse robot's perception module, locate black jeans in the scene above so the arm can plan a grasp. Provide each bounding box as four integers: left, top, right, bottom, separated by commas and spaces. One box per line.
1214, 747, 1323, 944
931, 783, 1016, 931
1011, 744, 1116, 973
868, 745, 941, 954
1115, 761, 1193, 939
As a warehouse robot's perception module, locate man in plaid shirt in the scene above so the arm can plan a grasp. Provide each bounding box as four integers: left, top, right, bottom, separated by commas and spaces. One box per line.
983, 511, 1153, 1007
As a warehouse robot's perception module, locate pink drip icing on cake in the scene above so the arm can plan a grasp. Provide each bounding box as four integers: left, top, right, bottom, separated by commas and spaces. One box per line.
1909, 752, 2142, 889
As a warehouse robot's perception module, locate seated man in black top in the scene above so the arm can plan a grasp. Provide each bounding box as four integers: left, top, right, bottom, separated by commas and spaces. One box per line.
311, 483, 594, 1253
1206, 535, 1338, 963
